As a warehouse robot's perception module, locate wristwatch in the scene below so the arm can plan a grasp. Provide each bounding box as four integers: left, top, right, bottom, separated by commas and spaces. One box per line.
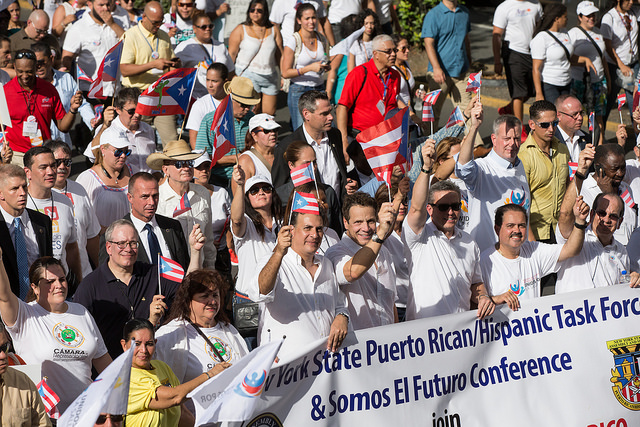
371, 234, 385, 244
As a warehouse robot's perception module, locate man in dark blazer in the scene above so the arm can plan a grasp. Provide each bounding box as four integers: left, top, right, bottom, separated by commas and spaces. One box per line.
554, 94, 599, 163
271, 90, 359, 210
0, 164, 52, 299
98, 172, 189, 269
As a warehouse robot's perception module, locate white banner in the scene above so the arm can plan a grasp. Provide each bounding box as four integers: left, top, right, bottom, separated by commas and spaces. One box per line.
242, 286, 640, 426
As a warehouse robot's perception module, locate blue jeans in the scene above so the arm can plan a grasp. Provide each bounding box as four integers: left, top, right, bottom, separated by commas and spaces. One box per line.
288, 83, 324, 131
542, 82, 570, 106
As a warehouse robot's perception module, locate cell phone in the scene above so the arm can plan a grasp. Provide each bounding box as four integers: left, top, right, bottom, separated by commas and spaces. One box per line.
594, 165, 603, 178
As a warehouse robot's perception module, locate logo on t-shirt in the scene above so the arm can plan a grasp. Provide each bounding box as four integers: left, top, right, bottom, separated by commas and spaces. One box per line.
505, 186, 530, 211
205, 336, 232, 362
52, 322, 85, 348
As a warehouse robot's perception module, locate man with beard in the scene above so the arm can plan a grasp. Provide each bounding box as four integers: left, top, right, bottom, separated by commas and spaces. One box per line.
61, 0, 125, 94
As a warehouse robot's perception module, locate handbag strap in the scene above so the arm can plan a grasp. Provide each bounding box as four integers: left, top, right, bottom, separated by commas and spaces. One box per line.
545, 30, 571, 60
249, 147, 272, 173
239, 25, 267, 77
187, 318, 224, 362
576, 26, 603, 59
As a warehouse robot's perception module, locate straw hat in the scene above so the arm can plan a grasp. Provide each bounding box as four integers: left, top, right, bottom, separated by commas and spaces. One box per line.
146, 139, 204, 171
224, 76, 260, 105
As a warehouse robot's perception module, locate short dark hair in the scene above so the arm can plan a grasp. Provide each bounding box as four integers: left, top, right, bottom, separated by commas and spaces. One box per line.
427, 180, 462, 204
128, 172, 158, 194
44, 140, 71, 157
27, 257, 65, 303
299, 90, 329, 116
495, 204, 528, 228
24, 146, 53, 170
529, 100, 556, 121
115, 87, 141, 110
342, 192, 377, 222
29, 42, 50, 55
594, 143, 625, 167
167, 269, 231, 325
123, 318, 155, 341
207, 62, 229, 80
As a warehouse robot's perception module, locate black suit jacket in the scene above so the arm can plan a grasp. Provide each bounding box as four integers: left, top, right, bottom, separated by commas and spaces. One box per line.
271, 126, 358, 203
554, 126, 594, 156
98, 213, 190, 270
0, 209, 52, 296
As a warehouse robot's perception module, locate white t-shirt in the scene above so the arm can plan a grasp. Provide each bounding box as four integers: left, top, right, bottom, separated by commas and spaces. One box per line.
455, 150, 531, 252
174, 38, 235, 99
394, 64, 414, 110
327, 0, 361, 25
492, 0, 542, 55
403, 220, 482, 319
568, 26, 606, 82
269, 0, 326, 45
349, 40, 373, 68
26, 191, 77, 273
53, 180, 101, 278
624, 158, 640, 201
325, 234, 397, 330
451, 177, 471, 231
161, 13, 195, 47
480, 241, 562, 301
6, 300, 108, 413
210, 185, 231, 251
530, 30, 574, 86
285, 35, 326, 87
384, 230, 409, 307
155, 319, 248, 383
601, 6, 639, 66
75, 168, 130, 229
186, 95, 220, 132
557, 225, 629, 293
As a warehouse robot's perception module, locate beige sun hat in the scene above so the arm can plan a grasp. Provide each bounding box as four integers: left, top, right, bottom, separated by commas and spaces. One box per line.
224, 76, 260, 105
146, 139, 204, 171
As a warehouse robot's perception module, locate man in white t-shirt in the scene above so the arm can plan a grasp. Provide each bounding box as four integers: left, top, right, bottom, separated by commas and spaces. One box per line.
24, 146, 83, 283
325, 192, 397, 330
61, 0, 125, 92
455, 105, 531, 252
257, 202, 349, 358
481, 199, 589, 309
492, 0, 542, 122
404, 139, 494, 320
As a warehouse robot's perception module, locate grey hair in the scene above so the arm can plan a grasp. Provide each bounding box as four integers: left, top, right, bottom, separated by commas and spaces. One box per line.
372, 34, 393, 52
298, 90, 329, 116
105, 219, 137, 242
427, 180, 462, 204
492, 115, 522, 135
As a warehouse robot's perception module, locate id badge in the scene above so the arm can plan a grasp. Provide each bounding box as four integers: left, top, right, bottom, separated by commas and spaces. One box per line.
23, 115, 38, 137
30, 129, 43, 147
376, 100, 385, 116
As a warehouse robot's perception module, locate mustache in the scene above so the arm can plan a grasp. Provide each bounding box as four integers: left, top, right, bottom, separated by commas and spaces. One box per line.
509, 232, 523, 239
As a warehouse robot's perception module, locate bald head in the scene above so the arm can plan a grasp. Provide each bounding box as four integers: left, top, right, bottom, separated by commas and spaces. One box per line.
142, 1, 164, 33
26, 10, 50, 40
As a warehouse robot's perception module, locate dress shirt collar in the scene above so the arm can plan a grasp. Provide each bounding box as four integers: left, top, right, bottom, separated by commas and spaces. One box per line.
488, 148, 520, 169
130, 213, 159, 233
302, 124, 329, 146
0, 204, 28, 225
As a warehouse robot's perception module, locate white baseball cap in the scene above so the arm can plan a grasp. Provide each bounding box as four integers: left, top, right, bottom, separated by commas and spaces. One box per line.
249, 113, 281, 133
245, 174, 272, 194
577, 1, 599, 16
193, 150, 211, 168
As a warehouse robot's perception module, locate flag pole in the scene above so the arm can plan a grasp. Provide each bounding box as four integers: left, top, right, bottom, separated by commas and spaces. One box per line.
430, 121, 433, 139
178, 69, 197, 141
387, 182, 391, 204
157, 253, 162, 296
620, 108, 624, 124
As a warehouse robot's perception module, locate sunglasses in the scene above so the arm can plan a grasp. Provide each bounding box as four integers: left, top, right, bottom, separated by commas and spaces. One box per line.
535, 119, 559, 129
429, 202, 462, 212
248, 185, 273, 195
36, 59, 46, 68
178, 2, 194, 6
55, 158, 73, 168
256, 128, 277, 135
95, 415, 124, 425
112, 148, 132, 157
0, 342, 10, 354
15, 51, 36, 60
169, 160, 195, 169
595, 210, 620, 222
196, 23, 214, 30
250, 8, 264, 13
398, 46, 409, 52
121, 107, 136, 116
377, 48, 398, 55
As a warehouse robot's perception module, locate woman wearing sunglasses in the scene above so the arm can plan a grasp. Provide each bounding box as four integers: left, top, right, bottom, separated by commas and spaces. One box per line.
119, 0, 142, 27
175, 10, 235, 99
228, 0, 283, 116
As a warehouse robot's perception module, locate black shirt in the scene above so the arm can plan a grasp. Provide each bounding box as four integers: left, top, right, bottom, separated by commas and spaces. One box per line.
73, 261, 180, 358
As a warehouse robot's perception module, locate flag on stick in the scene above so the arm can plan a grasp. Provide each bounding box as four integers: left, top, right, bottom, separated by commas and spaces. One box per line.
160, 255, 185, 282
291, 191, 320, 215
445, 106, 465, 128
87, 41, 123, 99
466, 71, 482, 93
37, 377, 61, 419
136, 68, 197, 116
209, 95, 236, 167
290, 162, 315, 186
568, 162, 578, 181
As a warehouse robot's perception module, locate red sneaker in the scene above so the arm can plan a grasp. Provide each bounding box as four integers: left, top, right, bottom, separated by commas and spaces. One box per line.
498, 103, 514, 116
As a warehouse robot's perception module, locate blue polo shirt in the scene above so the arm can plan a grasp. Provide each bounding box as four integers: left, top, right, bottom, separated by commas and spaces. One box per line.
421, 2, 471, 78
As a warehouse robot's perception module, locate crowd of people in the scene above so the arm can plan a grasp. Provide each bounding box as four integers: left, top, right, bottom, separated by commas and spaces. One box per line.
0, 0, 637, 425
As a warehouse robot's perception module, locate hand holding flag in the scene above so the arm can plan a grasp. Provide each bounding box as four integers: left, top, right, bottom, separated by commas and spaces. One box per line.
209, 95, 237, 166
445, 106, 466, 128
136, 68, 197, 116
466, 71, 482, 99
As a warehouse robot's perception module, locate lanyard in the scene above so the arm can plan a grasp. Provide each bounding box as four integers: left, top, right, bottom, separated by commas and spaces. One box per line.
378, 71, 391, 101
615, 9, 634, 56
20, 88, 35, 116
137, 25, 159, 55
28, 194, 54, 218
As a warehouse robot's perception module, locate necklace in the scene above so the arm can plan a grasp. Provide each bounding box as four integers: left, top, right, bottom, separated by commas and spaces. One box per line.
300, 31, 318, 59
28, 193, 54, 218
101, 165, 124, 185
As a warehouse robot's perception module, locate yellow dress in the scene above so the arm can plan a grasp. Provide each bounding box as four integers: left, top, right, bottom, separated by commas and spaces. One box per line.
126, 360, 181, 427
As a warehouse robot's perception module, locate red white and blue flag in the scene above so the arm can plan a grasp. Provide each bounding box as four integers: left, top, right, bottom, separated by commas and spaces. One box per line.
445, 106, 465, 128
291, 191, 320, 215
160, 255, 185, 282
621, 188, 636, 209
588, 112, 595, 131
357, 107, 411, 185
87, 41, 123, 99
37, 377, 61, 419
173, 192, 192, 217
290, 162, 315, 186
423, 89, 441, 106
568, 162, 578, 180
466, 71, 482, 93
618, 93, 627, 111
209, 95, 236, 166
76, 63, 92, 82
136, 68, 197, 116
422, 104, 434, 122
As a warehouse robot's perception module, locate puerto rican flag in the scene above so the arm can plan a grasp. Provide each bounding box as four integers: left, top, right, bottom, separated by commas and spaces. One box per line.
291, 191, 320, 215
618, 93, 627, 111
620, 187, 636, 209
357, 108, 410, 185
568, 162, 578, 180
76, 63, 92, 82
173, 192, 192, 217
423, 89, 441, 106
88, 41, 123, 99
290, 162, 315, 186
445, 106, 465, 128
588, 112, 595, 131
136, 68, 197, 116
37, 378, 60, 419
422, 104, 434, 122
209, 95, 236, 166
466, 71, 482, 93
160, 255, 185, 282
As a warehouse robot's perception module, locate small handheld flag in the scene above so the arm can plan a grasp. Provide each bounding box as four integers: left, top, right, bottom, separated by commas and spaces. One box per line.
466, 71, 482, 93
445, 106, 465, 128
290, 162, 315, 186
88, 40, 123, 99
136, 68, 197, 116
423, 89, 441, 106
422, 104, 434, 122
291, 191, 320, 215
568, 162, 578, 181
76, 63, 92, 82
37, 378, 61, 419
617, 93, 627, 111
621, 188, 636, 209
209, 95, 237, 167
160, 255, 185, 282
173, 192, 192, 217
588, 112, 595, 131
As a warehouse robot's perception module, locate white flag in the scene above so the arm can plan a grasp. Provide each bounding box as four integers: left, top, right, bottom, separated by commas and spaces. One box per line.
58, 343, 134, 427
188, 339, 283, 424
0, 83, 11, 128
330, 27, 366, 57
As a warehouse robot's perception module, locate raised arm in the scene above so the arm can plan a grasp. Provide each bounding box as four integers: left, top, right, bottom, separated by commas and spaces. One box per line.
0, 247, 19, 327
187, 223, 205, 272
230, 164, 248, 238
558, 196, 589, 262
406, 139, 435, 234
457, 98, 482, 165
558, 144, 594, 239
258, 225, 292, 296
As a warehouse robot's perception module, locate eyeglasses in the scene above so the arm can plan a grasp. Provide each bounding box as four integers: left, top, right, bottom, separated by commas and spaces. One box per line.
108, 240, 139, 250
35, 60, 46, 68
250, 8, 264, 13
167, 160, 195, 169
147, 17, 165, 25
195, 23, 214, 30
248, 185, 273, 195
112, 147, 132, 157
121, 107, 136, 116
559, 110, 584, 119
178, 2, 194, 6
0, 342, 10, 354
55, 158, 73, 168
95, 414, 125, 425
14, 51, 36, 60
376, 48, 398, 55
32, 26, 48, 35
595, 210, 620, 222
429, 202, 462, 212
535, 119, 559, 129
256, 128, 277, 134
238, 101, 252, 109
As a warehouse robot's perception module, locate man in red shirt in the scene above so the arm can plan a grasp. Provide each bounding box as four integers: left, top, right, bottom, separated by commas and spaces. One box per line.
4, 49, 82, 166
337, 34, 407, 163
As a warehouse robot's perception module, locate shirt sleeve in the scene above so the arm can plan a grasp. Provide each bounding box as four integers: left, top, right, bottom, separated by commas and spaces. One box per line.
454, 153, 479, 192
62, 25, 81, 54
337, 65, 365, 109
421, 10, 437, 39
324, 246, 351, 286
530, 33, 546, 60
269, 0, 285, 25
492, 4, 507, 29
530, 241, 563, 275
601, 13, 614, 40
53, 91, 66, 120
195, 113, 214, 154
120, 31, 137, 64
